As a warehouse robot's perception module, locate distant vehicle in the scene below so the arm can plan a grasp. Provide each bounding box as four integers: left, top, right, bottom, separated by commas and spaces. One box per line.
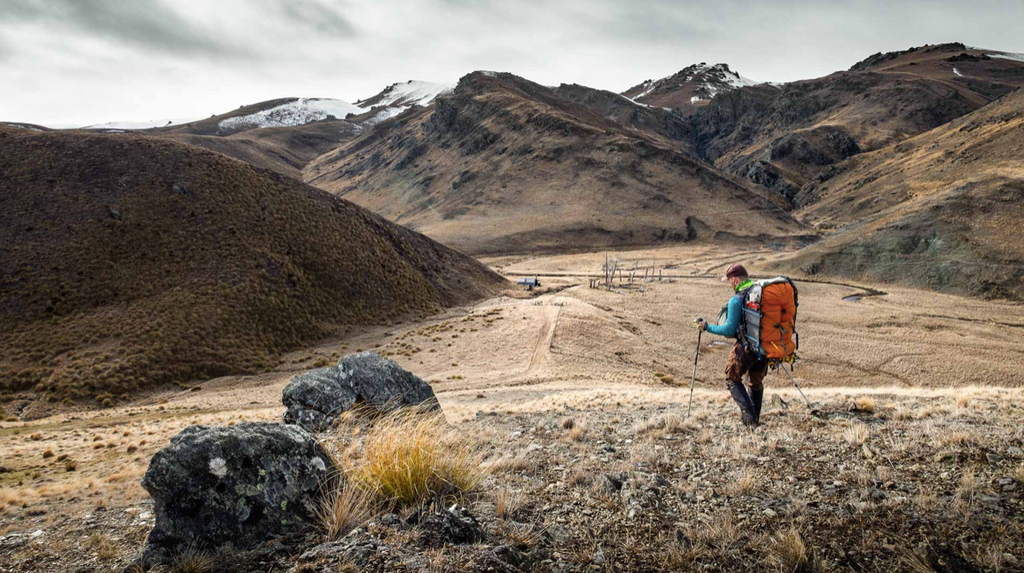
517, 277, 541, 289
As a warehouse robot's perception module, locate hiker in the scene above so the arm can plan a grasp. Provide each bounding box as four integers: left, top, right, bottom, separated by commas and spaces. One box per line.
696, 263, 765, 427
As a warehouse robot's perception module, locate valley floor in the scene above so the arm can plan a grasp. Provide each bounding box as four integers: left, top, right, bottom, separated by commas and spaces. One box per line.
2, 245, 1023, 572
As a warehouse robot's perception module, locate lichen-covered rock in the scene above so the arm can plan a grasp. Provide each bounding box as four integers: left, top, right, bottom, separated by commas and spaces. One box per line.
140, 422, 334, 566
282, 352, 440, 432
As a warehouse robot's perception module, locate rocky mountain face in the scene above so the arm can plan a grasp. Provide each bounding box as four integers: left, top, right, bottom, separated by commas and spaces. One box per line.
774, 86, 1024, 300
0, 127, 506, 407
621, 63, 762, 113
690, 43, 1024, 204
304, 71, 807, 255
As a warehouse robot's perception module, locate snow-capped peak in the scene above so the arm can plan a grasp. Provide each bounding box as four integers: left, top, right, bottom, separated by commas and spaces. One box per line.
623, 62, 763, 107
218, 98, 362, 131
356, 80, 455, 110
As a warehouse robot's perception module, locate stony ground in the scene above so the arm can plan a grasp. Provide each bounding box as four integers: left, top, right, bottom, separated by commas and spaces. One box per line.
2, 245, 1022, 572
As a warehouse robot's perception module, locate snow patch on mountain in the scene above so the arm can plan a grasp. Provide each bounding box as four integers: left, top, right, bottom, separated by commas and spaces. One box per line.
357, 80, 455, 110
989, 52, 1024, 63
365, 107, 405, 125
219, 98, 361, 131
83, 117, 200, 130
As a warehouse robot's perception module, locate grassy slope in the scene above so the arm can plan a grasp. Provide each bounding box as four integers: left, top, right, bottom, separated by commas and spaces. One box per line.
0, 127, 506, 405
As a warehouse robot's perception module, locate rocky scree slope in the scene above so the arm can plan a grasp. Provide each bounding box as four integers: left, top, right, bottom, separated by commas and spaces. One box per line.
0, 127, 505, 411
305, 71, 808, 255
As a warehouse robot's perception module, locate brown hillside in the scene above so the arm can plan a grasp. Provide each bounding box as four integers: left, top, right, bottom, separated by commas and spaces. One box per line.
144, 99, 362, 178
552, 83, 697, 154
0, 127, 506, 408
305, 72, 809, 255
159, 121, 361, 179
691, 43, 1024, 202
775, 87, 1024, 300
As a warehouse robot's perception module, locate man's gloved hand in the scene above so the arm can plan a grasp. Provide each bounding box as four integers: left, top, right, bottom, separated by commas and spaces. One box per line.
695, 318, 707, 331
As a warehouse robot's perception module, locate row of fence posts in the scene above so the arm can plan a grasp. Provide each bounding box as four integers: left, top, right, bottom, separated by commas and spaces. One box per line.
589, 254, 663, 289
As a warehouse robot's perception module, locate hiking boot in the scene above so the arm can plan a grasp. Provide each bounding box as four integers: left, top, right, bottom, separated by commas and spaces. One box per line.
750, 386, 764, 424
728, 382, 758, 427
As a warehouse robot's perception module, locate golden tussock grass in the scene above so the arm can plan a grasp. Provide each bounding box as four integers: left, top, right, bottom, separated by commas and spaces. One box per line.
854, 397, 876, 413
346, 409, 482, 509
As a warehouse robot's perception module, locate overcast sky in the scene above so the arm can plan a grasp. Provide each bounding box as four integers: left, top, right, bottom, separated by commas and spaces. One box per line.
2, 0, 1021, 126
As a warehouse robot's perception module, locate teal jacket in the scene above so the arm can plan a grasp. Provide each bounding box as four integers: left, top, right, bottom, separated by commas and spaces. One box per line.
706, 279, 752, 338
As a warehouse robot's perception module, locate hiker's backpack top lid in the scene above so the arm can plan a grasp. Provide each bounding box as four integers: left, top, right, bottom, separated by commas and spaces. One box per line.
741, 277, 798, 360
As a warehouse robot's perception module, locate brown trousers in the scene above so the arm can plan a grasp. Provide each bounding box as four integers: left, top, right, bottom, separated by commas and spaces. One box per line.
725, 342, 767, 389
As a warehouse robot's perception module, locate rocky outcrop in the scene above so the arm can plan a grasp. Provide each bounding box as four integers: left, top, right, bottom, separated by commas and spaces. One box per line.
282, 352, 440, 432
139, 422, 334, 566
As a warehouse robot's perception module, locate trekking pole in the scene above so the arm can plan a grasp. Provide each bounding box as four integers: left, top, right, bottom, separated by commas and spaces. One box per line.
779, 363, 815, 412
687, 323, 703, 418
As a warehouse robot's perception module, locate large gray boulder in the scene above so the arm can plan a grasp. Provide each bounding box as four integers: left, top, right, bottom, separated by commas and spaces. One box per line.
282, 352, 440, 432
139, 422, 334, 566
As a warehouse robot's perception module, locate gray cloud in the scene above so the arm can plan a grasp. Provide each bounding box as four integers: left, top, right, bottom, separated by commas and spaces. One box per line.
1, 0, 1022, 126
277, 0, 357, 37
0, 0, 241, 58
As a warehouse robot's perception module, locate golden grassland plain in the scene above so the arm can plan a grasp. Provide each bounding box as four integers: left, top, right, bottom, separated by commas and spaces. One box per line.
1, 245, 1022, 572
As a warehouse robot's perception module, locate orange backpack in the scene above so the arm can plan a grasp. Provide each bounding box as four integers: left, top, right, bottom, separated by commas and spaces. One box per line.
741, 277, 799, 361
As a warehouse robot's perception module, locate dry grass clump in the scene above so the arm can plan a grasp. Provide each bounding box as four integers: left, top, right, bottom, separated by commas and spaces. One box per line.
854, 397, 876, 413
842, 424, 869, 446
316, 482, 369, 541
86, 532, 119, 561
768, 528, 818, 573
893, 404, 914, 421
633, 413, 691, 437
171, 542, 217, 573
953, 468, 982, 515
348, 410, 482, 509
568, 422, 588, 442
483, 453, 534, 474
730, 467, 757, 496
935, 430, 973, 449
494, 488, 521, 520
